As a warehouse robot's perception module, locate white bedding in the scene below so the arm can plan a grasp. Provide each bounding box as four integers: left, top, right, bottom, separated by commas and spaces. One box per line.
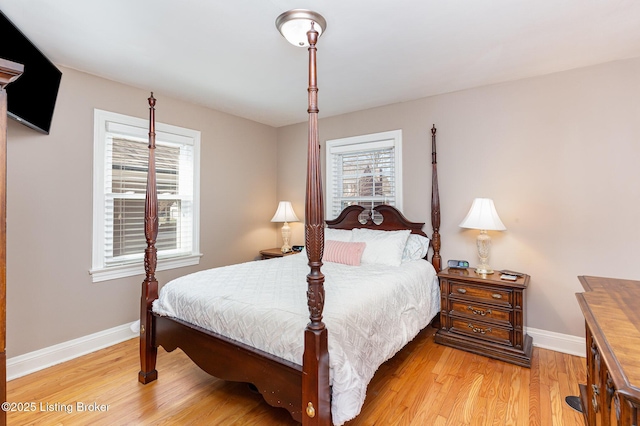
153, 252, 440, 425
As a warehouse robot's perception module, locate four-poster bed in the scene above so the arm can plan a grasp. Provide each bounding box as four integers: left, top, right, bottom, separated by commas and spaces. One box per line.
139, 11, 442, 426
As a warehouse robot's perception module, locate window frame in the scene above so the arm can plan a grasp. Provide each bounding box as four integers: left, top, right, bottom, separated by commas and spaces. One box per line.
91, 109, 201, 283
325, 129, 403, 220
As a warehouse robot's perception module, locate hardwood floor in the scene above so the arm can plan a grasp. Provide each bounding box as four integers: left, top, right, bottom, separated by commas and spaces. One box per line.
7, 326, 585, 425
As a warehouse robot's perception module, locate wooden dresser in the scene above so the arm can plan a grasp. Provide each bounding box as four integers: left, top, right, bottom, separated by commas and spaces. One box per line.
0, 59, 24, 426
435, 267, 532, 367
576, 276, 640, 425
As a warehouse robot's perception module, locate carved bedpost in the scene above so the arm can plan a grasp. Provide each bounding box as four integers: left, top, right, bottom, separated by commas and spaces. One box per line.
430, 125, 442, 272
139, 93, 159, 384
302, 23, 331, 426
0, 58, 23, 426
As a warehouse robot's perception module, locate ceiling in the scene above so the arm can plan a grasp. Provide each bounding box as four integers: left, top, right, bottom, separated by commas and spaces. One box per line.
1, 0, 640, 128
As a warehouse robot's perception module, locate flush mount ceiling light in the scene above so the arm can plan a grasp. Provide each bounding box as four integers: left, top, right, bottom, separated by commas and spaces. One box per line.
275, 9, 327, 47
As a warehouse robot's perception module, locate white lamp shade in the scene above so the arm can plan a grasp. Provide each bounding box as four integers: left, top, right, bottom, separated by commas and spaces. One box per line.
271, 201, 300, 223
275, 9, 326, 47
459, 198, 506, 231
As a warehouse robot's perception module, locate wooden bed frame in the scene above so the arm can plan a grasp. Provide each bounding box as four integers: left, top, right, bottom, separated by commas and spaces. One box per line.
138, 25, 442, 426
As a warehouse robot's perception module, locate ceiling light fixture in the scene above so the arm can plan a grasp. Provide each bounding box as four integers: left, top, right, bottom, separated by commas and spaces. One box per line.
275, 9, 327, 47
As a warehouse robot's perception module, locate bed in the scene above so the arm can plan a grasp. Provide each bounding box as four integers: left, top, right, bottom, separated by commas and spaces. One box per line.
153, 208, 440, 424
138, 23, 443, 426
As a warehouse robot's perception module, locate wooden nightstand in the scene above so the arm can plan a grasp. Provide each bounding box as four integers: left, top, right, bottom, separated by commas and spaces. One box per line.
259, 248, 298, 260
434, 267, 533, 367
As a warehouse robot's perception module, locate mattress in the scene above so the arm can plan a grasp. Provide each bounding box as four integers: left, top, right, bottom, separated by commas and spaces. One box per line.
153, 252, 440, 425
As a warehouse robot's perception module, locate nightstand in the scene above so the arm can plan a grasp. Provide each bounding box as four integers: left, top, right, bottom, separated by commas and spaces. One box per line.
259, 248, 298, 260
434, 267, 533, 367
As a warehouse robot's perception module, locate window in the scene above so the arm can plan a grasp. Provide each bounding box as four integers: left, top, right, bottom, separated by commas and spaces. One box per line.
325, 130, 402, 220
91, 109, 201, 282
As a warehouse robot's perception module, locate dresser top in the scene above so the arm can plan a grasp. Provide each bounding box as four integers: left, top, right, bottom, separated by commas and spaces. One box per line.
577, 275, 640, 398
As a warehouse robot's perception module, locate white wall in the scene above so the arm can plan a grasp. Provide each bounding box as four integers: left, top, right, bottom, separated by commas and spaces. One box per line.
6, 66, 278, 357
8, 56, 640, 360
276, 57, 640, 338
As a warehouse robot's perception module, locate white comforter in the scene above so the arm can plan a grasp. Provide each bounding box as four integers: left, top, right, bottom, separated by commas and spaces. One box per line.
153, 253, 440, 425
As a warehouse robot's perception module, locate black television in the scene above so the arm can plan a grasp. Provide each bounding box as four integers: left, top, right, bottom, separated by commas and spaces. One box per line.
0, 10, 62, 134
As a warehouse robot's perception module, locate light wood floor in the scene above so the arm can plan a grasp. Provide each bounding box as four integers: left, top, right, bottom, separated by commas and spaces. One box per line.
7, 326, 586, 425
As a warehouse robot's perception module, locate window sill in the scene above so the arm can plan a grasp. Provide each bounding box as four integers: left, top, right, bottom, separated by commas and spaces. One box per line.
89, 253, 203, 283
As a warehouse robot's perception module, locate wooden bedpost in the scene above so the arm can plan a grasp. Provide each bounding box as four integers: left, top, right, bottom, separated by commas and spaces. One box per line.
139, 93, 159, 384
430, 125, 442, 272
302, 23, 331, 426
0, 58, 23, 426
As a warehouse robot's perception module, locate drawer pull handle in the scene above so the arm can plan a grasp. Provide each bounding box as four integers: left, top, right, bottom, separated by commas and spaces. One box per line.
468, 306, 491, 316
492, 293, 502, 299
457, 288, 467, 294
468, 323, 492, 334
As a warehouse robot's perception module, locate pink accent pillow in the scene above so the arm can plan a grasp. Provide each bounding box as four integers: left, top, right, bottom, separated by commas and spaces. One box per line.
324, 240, 366, 266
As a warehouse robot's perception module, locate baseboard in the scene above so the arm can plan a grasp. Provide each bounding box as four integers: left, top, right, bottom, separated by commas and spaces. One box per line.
5, 322, 584, 381
527, 326, 586, 358
7, 322, 138, 381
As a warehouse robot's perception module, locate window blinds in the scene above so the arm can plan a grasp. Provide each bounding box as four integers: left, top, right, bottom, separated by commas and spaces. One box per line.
104, 136, 194, 266
330, 146, 396, 219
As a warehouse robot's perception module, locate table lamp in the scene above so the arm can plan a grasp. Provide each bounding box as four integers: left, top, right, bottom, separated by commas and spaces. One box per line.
271, 201, 300, 253
459, 198, 506, 274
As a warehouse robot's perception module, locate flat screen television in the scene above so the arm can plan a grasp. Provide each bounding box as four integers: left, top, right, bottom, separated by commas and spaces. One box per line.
0, 10, 62, 134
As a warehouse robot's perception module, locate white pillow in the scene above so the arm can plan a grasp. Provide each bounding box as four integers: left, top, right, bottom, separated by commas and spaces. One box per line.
351, 228, 410, 267
324, 228, 353, 242
402, 234, 430, 262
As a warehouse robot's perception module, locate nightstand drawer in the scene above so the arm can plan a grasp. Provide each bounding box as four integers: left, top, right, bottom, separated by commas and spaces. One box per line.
450, 300, 512, 327
450, 318, 512, 346
449, 280, 512, 308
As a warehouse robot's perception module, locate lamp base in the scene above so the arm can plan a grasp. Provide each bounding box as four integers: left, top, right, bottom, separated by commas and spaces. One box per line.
475, 231, 494, 275
475, 266, 494, 275
281, 221, 292, 253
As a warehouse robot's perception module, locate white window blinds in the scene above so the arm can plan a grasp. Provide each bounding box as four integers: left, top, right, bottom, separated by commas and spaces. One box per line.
92, 109, 201, 282
106, 137, 193, 264
326, 130, 402, 220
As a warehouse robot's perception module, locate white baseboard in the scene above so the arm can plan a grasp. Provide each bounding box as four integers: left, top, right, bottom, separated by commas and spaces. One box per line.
527, 326, 586, 358
7, 322, 138, 381
5, 322, 584, 381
